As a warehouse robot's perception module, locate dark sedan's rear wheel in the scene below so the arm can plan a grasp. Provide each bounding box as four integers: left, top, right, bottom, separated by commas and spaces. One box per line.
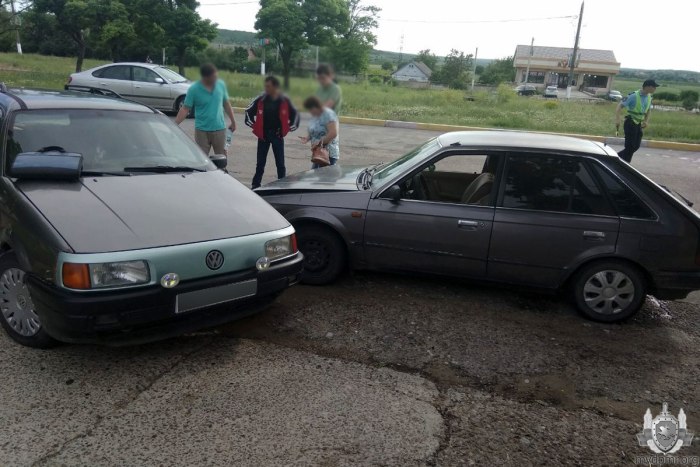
571, 260, 646, 322
296, 224, 346, 285
0, 252, 58, 348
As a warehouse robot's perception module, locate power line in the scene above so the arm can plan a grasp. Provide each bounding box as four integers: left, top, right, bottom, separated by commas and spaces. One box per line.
382, 14, 577, 25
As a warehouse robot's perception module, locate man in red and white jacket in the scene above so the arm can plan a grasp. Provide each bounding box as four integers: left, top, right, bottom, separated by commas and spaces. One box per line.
245, 76, 300, 189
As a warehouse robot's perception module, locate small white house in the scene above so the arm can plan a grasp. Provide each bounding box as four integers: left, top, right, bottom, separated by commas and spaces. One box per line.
392, 61, 432, 83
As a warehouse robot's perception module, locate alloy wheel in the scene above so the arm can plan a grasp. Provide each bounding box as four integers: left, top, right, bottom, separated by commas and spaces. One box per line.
0, 268, 41, 337
583, 270, 635, 315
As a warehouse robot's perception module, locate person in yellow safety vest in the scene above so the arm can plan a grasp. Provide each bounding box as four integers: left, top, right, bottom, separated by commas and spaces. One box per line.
615, 79, 659, 163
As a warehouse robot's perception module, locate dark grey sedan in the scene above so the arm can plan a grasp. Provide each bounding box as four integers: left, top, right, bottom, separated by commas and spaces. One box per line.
256, 131, 700, 322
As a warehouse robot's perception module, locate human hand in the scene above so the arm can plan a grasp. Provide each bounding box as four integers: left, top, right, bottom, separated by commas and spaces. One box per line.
641, 122, 648, 129
299, 136, 309, 144
229, 122, 236, 132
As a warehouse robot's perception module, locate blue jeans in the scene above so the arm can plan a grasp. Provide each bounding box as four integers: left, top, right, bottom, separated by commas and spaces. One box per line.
312, 158, 338, 169
252, 130, 285, 189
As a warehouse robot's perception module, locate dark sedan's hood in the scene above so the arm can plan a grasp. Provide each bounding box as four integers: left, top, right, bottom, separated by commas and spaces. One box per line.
257, 165, 365, 193
19, 171, 288, 254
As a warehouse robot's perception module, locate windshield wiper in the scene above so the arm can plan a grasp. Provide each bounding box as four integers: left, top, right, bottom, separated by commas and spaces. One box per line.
123, 166, 206, 174
81, 170, 132, 177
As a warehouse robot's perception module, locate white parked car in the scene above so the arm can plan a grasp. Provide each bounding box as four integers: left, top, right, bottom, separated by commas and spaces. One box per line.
544, 86, 559, 98
66, 63, 191, 113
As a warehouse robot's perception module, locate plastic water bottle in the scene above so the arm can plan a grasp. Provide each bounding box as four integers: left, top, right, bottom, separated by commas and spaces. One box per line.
225, 129, 233, 150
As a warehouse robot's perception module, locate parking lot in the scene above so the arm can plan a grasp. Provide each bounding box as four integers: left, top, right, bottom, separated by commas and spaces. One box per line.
1, 116, 699, 466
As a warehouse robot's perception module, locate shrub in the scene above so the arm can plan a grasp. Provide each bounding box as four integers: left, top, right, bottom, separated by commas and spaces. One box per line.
544, 101, 558, 110
369, 76, 383, 85
679, 90, 699, 110
654, 91, 679, 102
495, 83, 513, 104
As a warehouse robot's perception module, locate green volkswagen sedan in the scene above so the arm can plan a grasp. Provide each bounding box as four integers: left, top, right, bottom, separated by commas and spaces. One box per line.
0, 88, 302, 348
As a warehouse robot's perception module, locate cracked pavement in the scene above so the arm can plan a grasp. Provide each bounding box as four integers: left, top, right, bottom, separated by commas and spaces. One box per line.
0, 118, 699, 466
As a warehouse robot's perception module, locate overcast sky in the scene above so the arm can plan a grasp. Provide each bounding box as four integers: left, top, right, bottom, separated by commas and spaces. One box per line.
198, 0, 699, 72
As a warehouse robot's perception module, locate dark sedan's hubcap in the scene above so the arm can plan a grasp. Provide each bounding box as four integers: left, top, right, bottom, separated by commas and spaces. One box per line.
583, 270, 635, 315
302, 239, 330, 273
0, 268, 41, 337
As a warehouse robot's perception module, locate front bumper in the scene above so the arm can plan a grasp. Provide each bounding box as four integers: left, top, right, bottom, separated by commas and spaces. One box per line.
652, 270, 700, 300
28, 254, 303, 345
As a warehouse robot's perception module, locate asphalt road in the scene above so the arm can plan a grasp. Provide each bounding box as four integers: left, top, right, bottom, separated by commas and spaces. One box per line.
1, 117, 699, 466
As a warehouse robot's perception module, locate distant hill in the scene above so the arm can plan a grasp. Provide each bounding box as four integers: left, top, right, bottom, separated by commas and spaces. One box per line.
369, 49, 492, 68
618, 68, 700, 84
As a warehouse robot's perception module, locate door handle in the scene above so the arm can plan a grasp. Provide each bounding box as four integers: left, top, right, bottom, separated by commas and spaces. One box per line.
583, 231, 606, 241
458, 219, 479, 230
134, 85, 141, 89
99, 82, 107, 86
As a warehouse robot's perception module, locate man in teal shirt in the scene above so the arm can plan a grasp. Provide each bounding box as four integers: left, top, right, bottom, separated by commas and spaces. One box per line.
176, 63, 236, 155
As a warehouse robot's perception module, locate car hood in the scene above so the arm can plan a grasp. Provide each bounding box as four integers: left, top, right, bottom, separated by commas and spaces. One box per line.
256, 165, 365, 193
18, 171, 288, 254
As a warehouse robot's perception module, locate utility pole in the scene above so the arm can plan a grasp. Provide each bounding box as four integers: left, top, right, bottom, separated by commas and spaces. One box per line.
315, 46, 319, 71
10, 0, 22, 54
567, 1, 584, 99
470, 47, 478, 92
398, 34, 404, 65
524, 37, 534, 83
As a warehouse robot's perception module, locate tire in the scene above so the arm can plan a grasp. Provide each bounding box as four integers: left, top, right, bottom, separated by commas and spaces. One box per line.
570, 260, 647, 323
0, 252, 58, 348
296, 224, 346, 285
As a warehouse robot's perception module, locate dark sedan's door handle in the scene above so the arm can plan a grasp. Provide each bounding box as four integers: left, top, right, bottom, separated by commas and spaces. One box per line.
458, 219, 479, 230
583, 231, 606, 241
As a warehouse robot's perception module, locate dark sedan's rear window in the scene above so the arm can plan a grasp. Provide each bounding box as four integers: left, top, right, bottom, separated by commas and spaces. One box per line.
591, 164, 656, 220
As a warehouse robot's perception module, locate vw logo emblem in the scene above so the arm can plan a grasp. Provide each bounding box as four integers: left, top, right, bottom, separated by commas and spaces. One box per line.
205, 250, 224, 270
160, 273, 180, 289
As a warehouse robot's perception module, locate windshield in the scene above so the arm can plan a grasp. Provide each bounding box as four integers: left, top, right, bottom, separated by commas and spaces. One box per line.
156, 67, 188, 83
6, 110, 212, 174
372, 138, 440, 185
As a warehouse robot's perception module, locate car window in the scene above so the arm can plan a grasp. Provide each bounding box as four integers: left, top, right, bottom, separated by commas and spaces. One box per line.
100, 65, 131, 81
590, 163, 656, 219
502, 155, 614, 216
132, 67, 160, 83
156, 67, 187, 83
396, 154, 498, 206
373, 138, 439, 185
6, 110, 212, 174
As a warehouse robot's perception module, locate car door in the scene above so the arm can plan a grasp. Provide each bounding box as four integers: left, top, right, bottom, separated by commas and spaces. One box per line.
363, 152, 501, 278
131, 66, 172, 110
488, 153, 620, 288
94, 65, 134, 98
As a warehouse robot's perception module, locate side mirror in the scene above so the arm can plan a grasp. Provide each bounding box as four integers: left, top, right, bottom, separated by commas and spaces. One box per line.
210, 154, 228, 170
385, 184, 402, 202
10, 152, 83, 181
154, 77, 165, 84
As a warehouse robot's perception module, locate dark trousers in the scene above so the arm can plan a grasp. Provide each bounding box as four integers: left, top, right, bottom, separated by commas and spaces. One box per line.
618, 118, 643, 163
252, 130, 286, 189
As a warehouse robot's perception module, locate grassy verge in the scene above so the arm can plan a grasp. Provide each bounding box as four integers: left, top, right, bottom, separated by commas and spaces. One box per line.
1, 53, 698, 143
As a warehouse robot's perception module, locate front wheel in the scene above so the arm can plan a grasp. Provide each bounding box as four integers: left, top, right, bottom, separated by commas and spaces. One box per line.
0, 252, 58, 348
570, 260, 647, 322
296, 225, 346, 285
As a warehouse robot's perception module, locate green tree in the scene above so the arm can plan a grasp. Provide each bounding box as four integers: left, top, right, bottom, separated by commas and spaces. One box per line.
415, 49, 438, 72
478, 56, 515, 85
381, 61, 393, 71
256, 0, 349, 89
161, 1, 217, 75
328, 0, 379, 74
433, 49, 471, 89
33, 0, 108, 72
475, 64, 484, 75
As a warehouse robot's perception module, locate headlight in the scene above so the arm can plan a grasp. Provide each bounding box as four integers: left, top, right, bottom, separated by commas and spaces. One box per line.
62, 261, 150, 289
264, 234, 298, 261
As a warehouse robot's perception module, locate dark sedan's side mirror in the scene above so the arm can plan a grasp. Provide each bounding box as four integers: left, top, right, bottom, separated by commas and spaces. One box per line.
210, 154, 228, 170
385, 185, 402, 202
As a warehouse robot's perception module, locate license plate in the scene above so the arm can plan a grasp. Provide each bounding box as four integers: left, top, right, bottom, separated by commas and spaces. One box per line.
176, 279, 257, 314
